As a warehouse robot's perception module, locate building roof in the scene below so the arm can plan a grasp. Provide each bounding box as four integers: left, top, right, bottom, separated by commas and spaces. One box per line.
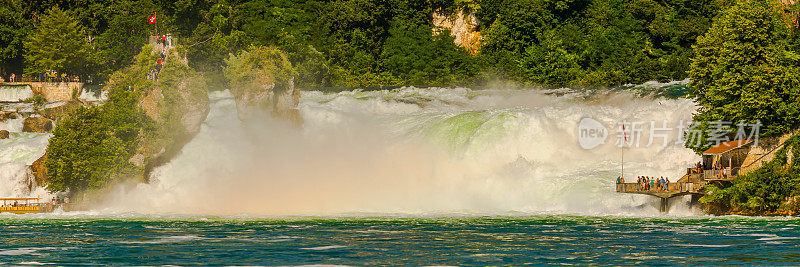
702, 139, 754, 155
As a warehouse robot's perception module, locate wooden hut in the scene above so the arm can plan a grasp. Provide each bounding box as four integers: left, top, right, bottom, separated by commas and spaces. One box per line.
701, 139, 754, 180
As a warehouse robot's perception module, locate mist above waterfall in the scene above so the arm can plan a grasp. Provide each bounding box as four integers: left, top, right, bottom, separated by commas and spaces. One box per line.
94, 85, 699, 216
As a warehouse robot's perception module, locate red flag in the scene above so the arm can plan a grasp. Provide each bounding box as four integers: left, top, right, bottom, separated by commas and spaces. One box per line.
622, 124, 628, 142
148, 14, 157, 24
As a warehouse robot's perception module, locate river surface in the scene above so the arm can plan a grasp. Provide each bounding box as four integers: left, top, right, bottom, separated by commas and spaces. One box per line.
1, 215, 799, 265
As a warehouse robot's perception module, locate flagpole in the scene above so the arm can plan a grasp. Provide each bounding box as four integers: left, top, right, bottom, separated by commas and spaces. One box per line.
621, 123, 626, 181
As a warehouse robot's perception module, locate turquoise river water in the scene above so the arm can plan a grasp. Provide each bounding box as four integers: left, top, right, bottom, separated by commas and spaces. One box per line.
1, 216, 800, 265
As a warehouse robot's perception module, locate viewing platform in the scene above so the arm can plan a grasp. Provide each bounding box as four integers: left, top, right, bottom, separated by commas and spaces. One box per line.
616, 139, 759, 212
616, 170, 720, 212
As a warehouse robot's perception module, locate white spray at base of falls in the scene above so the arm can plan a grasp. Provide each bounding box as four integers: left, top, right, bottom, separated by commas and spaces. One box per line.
97, 86, 701, 216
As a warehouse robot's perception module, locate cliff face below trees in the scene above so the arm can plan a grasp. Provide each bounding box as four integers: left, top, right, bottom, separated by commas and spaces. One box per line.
432, 9, 482, 55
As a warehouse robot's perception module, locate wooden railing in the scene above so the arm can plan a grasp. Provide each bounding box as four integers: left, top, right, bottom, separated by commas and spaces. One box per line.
703, 168, 734, 180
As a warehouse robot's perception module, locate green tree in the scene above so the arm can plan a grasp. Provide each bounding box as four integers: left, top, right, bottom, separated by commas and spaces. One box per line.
44, 45, 156, 194
516, 30, 581, 86
687, 0, 800, 153
224, 45, 297, 96
24, 6, 96, 76
0, 0, 27, 76
380, 19, 477, 86
44, 102, 143, 195
94, 0, 165, 78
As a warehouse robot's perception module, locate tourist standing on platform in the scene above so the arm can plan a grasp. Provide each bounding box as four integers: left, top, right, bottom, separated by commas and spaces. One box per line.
637, 176, 641, 190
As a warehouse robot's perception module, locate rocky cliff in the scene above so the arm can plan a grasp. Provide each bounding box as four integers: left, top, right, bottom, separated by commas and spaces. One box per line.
133, 46, 210, 178
432, 9, 482, 55
102, 44, 210, 181
224, 46, 302, 124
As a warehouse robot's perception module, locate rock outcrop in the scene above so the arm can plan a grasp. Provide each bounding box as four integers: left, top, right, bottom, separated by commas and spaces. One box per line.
432, 9, 482, 55
0, 130, 9, 139
233, 76, 301, 123
22, 116, 54, 133
0, 111, 19, 122
224, 46, 302, 124
29, 153, 48, 185
129, 44, 210, 178
39, 100, 85, 123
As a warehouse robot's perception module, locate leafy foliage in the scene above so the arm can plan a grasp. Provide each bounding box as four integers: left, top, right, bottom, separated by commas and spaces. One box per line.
686, 0, 800, 153
223, 45, 297, 96
0, 0, 26, 76
479, 0, 723, 87
23, 7, 97, 76
44, 90, 151, 195
4, 0, 728, 88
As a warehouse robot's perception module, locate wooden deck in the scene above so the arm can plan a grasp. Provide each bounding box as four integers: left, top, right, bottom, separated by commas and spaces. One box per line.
615, 182, 703, 199
615, 169, 736, 212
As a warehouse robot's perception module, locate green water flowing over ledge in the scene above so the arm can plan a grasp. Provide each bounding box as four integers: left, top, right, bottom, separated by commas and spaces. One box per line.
1, 216, 799, 265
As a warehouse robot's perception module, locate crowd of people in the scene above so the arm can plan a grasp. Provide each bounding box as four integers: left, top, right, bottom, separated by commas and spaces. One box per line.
2, 72, 94, 83
37, 71, 89, 83
2, 201, 21, 207
635, 176, 670, 191
51, 196, 69, 205
1, 73, 18, 82
617, 175, 671, 191
692, 160, 729, 178
156, 33, 173, 48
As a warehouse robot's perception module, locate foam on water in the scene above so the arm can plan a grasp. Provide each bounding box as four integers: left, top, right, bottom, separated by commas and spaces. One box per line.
78, 90, 108, 102
0, 133, 53, 199
0, 117, 25, 133
95, 86, 700, 216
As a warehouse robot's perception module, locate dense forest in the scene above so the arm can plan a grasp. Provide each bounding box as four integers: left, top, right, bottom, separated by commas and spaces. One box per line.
1, 0, 726, 89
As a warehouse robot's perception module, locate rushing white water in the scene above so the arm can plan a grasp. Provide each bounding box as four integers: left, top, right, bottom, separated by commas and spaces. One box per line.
0, 85, 34, 102
0, 133, 53, 199
94, 85, 701, 216
79, 90, 108, 102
